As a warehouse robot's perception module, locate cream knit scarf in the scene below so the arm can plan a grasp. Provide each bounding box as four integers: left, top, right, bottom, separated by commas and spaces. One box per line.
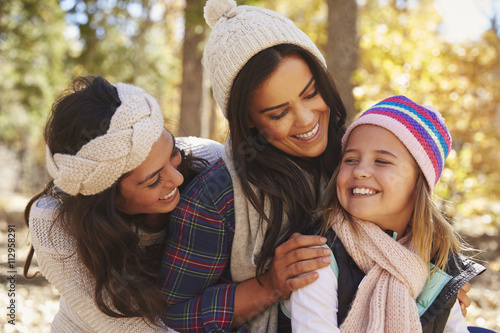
222, 141, 282, 332
332, 217, 429, 333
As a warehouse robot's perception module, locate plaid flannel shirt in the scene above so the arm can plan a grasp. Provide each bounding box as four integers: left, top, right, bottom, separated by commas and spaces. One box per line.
160, 159, 249, 332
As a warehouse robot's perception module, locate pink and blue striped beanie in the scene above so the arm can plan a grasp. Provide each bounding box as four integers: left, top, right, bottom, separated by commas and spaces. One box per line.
342, 95, 452, 192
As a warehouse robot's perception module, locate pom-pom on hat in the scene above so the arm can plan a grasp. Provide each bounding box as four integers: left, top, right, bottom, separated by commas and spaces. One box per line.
202, 0, 326, 118
342, 96, 452, 192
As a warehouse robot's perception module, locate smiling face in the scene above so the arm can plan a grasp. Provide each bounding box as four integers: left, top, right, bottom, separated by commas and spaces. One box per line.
247, 55, 330, 158
337, 125, 419, 239
116, 129, 184, 217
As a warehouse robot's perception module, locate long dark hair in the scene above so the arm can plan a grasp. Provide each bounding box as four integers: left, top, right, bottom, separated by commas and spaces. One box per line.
23, 76, 206, 323
226, 44, 347, 276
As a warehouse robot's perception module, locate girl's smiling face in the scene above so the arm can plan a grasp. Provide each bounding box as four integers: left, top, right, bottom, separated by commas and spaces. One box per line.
247, 55, 330, 158
337, 125, 419, 239
116, 129, 184, 216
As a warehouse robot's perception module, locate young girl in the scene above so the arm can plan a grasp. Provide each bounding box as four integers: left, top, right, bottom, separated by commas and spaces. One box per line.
283, 95, 485, 332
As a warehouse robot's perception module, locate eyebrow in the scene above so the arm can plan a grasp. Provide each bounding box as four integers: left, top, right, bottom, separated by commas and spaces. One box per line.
344, 149, 397, 158
259, 77, 315, 113
375, 150, 397, 158
299, 77, 315, 97
136, 134, 177, 186
137, 167, 164, 186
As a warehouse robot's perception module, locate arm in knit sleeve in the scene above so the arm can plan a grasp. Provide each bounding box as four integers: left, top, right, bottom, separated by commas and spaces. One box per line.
29, 197, 176, 333
159, 161, 241, 332
176, 136, 223, 165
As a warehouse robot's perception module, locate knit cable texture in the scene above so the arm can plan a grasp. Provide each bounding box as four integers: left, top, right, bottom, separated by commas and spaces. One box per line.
202, 0, 326, 118
46, 83, 164, 196
342, 95, 452, 192
332, 218, 428, 333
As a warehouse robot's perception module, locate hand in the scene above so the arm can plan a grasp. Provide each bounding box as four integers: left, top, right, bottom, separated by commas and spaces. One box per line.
260, 233, 331, 302
457, 282, 472, 317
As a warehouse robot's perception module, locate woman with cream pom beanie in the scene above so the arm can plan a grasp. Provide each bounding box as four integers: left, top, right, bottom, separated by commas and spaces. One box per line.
160, 0, 345, 331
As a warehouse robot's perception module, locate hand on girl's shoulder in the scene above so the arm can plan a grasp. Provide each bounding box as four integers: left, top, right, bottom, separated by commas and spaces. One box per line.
176, 136, 223, 164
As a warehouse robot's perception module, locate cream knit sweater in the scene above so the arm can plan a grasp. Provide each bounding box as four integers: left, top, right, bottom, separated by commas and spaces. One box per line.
29, 137, 222, 333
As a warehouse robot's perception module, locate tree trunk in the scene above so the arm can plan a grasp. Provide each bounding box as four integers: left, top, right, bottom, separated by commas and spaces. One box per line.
325, 0, 358, 123
179, 0, 205, 136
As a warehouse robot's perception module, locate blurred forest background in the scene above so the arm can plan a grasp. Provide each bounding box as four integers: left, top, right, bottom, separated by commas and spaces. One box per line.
0, 0, 499, 332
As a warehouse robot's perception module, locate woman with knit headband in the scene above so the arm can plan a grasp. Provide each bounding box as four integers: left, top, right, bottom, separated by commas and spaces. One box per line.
23, 76, 226, 332
159, 1, 473, 332
281, 96, 485, 332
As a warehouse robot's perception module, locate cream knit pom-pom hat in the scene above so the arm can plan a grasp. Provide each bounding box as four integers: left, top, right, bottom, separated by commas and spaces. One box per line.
202, 0, 326, 118
46, 83, 164, 196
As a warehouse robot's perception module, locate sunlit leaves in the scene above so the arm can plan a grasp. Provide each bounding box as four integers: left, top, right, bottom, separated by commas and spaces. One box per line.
356, 0, 500, 228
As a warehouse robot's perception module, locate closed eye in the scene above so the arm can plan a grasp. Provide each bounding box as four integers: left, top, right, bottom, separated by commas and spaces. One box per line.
343, 157, 358, 164
305, 88, 319, 99
270, 109, 288, 120
148, 174, 163, 189
172, 145, 181, 159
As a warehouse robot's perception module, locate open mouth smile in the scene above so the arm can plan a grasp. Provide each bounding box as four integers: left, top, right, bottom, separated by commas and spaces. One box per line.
293, 122, 319, 140
159, 188, 177, 200
351, 187, 378, 196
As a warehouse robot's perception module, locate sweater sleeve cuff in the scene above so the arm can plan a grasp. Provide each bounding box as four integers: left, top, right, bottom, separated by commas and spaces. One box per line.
200, 283, 237, 330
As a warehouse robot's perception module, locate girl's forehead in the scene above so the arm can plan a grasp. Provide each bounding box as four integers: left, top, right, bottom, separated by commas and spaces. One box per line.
345, 125, 411, 155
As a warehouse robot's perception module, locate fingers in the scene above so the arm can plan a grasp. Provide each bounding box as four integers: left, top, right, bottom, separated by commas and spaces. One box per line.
286, 270, 320, 291
266, 233, 331, 299
274, 233, 331, 278
275, 233, 327, 256
274, 247, 331, 296
457, 286, 472, 308
283, 248, 331, 271
457, 282, 472, 317
460, 302, 467, 317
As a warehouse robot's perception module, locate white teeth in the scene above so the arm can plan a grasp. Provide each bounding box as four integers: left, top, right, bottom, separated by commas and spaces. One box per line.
294, 123, 319, 140
352, 187, 376, 195
159, 188, 177, 200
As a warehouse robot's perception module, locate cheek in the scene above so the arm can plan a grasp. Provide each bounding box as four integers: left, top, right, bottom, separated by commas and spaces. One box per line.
393, 168, 418, 192
336, 175, 347, 199
336, 167, 350, 188
258, 121, 292, 143
125, 189, 159, 208
143, 189, 162, 204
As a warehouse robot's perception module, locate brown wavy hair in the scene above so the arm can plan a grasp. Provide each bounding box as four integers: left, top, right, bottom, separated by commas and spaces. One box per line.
226, 44, 347, 277
23, 76, 208, 323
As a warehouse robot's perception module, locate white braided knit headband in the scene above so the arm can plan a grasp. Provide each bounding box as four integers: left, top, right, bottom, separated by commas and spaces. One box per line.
46, 83, 164, 196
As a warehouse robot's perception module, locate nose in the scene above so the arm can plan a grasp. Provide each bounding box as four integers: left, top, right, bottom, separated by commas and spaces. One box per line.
165, 164, 184, 188
352, 162, 371, 179
294, 104, 315, 128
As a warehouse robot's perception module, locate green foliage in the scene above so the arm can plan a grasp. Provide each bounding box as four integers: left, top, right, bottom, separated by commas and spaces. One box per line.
252, 0, 328, 49
0, 0, 186, 193
0, 0, 69, 192
1, 0, 499, 228
0, 0, 68, 145
354, 0, 500, 228
61, 0, 184, 118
